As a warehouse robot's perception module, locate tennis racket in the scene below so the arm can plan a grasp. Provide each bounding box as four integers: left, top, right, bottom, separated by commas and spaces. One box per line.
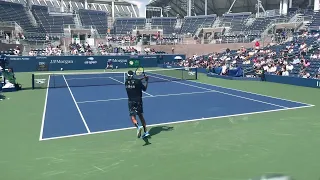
135, 66, 148, 81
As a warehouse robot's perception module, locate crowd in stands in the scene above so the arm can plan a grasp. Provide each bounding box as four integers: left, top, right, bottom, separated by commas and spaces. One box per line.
95, 41, 165, 55
97, 43, 139, 55
3, 28, 320, 81
29, 44, 63, 56
69, 42, 93, 56
106, 35, 137, 45
168, 30, 320, 79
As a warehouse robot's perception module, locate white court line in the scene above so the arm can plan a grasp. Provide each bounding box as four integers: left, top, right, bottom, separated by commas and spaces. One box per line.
163, 71, 314, 107
108, 77, 154, 97
149, 70, 315, 107
40, 104, 313, 141
63, 75, 91, 133
39, 75, 51, 141
149, 75, 289, 109
66, 75, 124, 81
191, 78, 315, 107
76, 90, 217, 104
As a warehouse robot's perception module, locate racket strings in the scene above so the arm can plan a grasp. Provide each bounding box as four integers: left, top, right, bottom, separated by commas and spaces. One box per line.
135, 67, 144, 76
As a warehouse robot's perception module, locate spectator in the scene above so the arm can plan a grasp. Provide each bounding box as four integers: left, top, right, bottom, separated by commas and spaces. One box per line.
292, 56, 300, 64
267, 64, 277, 73
282, 67, 289, 76
255, 41, 260, 50
286, 63, 293, 71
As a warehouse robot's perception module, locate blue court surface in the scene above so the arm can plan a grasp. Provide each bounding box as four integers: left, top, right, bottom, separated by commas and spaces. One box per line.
39, 71, 314, 141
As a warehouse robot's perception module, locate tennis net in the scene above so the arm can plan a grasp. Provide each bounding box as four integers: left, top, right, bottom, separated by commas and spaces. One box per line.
32, 67, 198, 89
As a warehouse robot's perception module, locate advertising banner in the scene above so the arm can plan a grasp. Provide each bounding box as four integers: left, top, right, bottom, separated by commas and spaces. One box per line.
7, 54, 186, 72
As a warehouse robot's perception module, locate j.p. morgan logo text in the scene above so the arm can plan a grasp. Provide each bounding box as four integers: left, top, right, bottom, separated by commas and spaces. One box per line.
50, 60, 74, 64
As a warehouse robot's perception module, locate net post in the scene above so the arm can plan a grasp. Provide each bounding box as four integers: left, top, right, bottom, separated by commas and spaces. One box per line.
195, 68, 198, 80
32, 74, 35, 89
181, 68, 184, 80
123, 72, 126, 83
52, 74, 54, 88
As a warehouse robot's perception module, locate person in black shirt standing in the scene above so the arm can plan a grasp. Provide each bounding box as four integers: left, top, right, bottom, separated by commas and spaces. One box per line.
125, 70, 149, 138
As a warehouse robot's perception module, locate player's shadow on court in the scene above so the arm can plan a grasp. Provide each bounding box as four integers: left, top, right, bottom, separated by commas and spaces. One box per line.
149, 126, 174, 136
0, 94, 5, 100
142, 126, 174, 146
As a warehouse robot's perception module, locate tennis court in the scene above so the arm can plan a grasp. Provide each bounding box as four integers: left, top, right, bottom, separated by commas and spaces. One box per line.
1, 68, 320, 180
35, 68, 314, 141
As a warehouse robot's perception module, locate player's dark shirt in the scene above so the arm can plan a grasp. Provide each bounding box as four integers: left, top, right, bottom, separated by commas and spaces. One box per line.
125, 77, 146, 101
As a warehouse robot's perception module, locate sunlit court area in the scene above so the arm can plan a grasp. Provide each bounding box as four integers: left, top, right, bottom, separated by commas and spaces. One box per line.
0, 0, 320, 179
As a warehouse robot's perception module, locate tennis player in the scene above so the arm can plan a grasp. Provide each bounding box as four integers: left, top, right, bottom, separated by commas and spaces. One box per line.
105, 60, 113, 71
125, 70, 150, 138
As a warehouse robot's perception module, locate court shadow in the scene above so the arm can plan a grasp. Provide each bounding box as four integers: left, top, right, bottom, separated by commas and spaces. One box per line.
149, 126, 174, 137
142, 137, 151, 146
142, 126, 174, 146
0, 94, 5, 100
22, 87, 34, 91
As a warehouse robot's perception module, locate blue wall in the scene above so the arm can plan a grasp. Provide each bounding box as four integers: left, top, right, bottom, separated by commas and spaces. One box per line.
265, 74, 320, 88
8, 54, 185, 72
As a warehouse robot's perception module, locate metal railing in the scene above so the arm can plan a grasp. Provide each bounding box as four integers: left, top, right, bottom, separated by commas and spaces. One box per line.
0, 21, 23, 32
63, 24, 96, 30
23, 32, 65, 38
132, 25, 163, 30
0, 21, 16, 27
256, 9, 280, 18
227, 30, 262, 36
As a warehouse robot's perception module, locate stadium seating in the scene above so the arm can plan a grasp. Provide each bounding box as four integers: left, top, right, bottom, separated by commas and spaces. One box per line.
113, 18, 146, 34
208, 33, 319, 78
304, 9, 320, 30
31, 6, 74, 33
216, 12, 252, 43
220, 12, 251, 32
266, 35, 319, 77
180, 15, 217, 35
242, 17, 275, 36
78, 9, 108, 34
151, 17, 177, 35
31, 5, 74, 34
0, 1, 38, 32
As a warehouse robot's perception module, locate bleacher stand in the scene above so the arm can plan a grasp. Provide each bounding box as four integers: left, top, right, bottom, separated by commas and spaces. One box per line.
218, 12, 252, 43
31, 5, 74, 34
113, 18, 146, 35
242, 17, 274, 36
78, 9, 108, 34
223, 12, 251, 32
180, 15, 217, 35
151, 17, 177, 35
0, 1, 38, 32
